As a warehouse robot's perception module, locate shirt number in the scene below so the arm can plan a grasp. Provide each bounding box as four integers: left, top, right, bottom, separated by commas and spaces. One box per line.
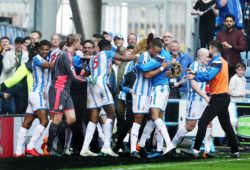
93, 55, 98, 69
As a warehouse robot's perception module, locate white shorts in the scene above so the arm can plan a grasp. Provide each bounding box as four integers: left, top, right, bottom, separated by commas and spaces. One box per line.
149, 85, 169, 111
87, 83, 114, 109
186, 100, 207, 120
132, 94, 150, 114
44, 83, 51, 109
26, 91, 48, 114
118, 91, 126, 101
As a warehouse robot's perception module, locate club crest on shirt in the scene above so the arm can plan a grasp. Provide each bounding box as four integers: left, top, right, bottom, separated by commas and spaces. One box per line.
59, 105, 63, 110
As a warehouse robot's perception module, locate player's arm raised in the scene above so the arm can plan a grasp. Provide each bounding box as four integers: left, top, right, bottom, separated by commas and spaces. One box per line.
65, 54, 86, 83
144, 61, 169, 78
33, 56, 54, 69
41, 61, 55, 69
113, 53, 137, 62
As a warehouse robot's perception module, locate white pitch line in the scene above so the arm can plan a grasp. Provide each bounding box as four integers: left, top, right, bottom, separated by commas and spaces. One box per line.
101, 157, 250, 170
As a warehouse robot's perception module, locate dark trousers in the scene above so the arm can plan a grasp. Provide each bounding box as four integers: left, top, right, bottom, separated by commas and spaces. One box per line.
14, 85, 28, 114
114, 100, 148, 152
70, 83, 87, 153
193, 93, 239, 153
116, 100, 126, 136
113, 101, 134, 152
199, 25, 215, 48
70, 93, 85, 152
1, 96, 15, 114
165, 103, 179, 139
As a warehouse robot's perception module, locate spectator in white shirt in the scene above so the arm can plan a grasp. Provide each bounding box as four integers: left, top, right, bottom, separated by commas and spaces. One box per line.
229, 63, 250, 97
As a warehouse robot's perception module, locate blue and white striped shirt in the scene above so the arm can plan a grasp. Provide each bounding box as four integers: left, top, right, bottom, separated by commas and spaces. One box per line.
133, 51, 151, 96
187, 61, 207, 102
31, 54, 49, 93
136, 48, 172, 87
88, 50, 115, 85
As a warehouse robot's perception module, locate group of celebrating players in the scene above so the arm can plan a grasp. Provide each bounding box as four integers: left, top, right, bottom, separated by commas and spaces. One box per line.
13, 32, 239, 159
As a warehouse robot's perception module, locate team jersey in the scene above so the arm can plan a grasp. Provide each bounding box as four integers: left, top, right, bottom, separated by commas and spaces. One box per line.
194, 55, 229, 95
50, 50, 85, 92
133, 51, 151, 96
31, 54, 49, 93
187, 61, 207, 102
88, 50, 115, 85
49, 48, 60, 63
136, 48, 172, 87
47, 48, 61, 87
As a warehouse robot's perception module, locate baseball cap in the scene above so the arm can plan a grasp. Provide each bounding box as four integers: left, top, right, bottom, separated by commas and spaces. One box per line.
113, 34, 124, 40
102, 31, 113, 38
14, 37, 25, 44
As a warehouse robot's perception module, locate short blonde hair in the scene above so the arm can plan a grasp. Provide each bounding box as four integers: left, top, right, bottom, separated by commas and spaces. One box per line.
66, 33, 81, 47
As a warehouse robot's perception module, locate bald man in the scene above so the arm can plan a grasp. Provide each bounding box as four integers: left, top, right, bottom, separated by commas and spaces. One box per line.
162, 32, 173, 51
164, 48, 214, 157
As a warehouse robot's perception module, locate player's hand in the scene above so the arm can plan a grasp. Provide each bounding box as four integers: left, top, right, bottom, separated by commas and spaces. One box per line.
186, 68, 196, 75
161, 60, 169, 69
3, 92, 10, 99
204, 96, 210, 103
222, 42, 232, 48
80, 69, 86, 76
129, 89, 133, 94
50, 61, 55, 68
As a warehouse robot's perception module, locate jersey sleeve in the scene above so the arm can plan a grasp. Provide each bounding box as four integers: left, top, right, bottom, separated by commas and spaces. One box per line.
33, 56, 45, 67
73, 55, 82, 71
194, 58, 222, 82
136, 56, 162, 72
189, 62, 195, 70
163, 50, 172, 63
189, 62, 199, 72
104, 50, 116, 59
120, 71, 132, 93
4, 64, 28, 88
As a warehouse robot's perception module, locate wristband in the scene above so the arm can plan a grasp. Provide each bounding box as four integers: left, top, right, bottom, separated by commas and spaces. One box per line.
159, 66, 164, 72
